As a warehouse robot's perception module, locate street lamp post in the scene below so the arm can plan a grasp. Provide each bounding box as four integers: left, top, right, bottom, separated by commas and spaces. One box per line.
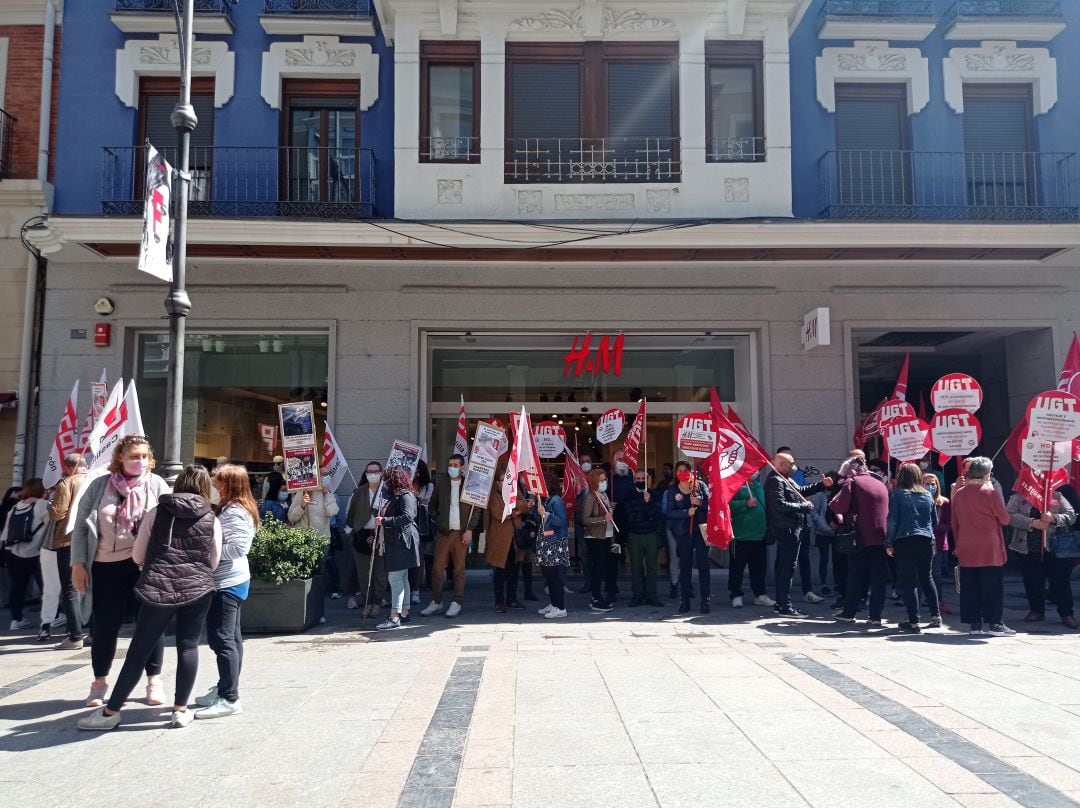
161, 0, 196, 483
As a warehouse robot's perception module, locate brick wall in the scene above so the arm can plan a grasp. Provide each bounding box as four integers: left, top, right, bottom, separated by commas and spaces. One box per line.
0, 24, 62, 181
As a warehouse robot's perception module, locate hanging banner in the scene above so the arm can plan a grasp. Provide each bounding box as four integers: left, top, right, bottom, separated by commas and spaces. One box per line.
878, 398, 917, 428
595, 407, 625, 445
284, 446, 320, 492
532, 420, 566, 460
374, 439, 422, 508
930, 373, 983, 413
137, 144, 174, 283
883, 416, 932, 462
1025, 390, 1080, 443
676, 412, 717, 459
930, 409, 982, 459
461, 422, 508, 508
1021, 438, 1072, 473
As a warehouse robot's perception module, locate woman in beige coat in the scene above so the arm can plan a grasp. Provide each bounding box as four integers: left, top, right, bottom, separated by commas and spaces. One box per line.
485, 456, 530, 613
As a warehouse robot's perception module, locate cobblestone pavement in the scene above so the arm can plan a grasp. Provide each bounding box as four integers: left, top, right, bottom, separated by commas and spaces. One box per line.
2, 572, 1080, 808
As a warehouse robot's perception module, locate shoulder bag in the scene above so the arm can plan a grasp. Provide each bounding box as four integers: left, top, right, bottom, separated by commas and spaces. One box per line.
1051, 530, 1080, 559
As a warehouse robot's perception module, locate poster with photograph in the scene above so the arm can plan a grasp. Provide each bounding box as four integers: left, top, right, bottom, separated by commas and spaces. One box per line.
462, 422, 508, 508
278, 401, 316, 450
284, 446, 320, 492
374, 439, 423, 508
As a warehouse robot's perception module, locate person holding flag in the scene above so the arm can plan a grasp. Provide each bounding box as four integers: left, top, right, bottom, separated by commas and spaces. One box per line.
727, 474, 771, 609
662, 461, 710, 614
583, 467, 619, 612
480, 453, 530, 614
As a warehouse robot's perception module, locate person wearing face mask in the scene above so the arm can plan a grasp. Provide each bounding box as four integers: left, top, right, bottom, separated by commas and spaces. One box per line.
422, 454, 482, 618
918, 457, 945, 493
728, 473, 771, 609
610, 449, 635, 537
924, 473, 953, 617
346, 462, 387, 616
71, 435, 172, 708
260, 479, 291, 522
662, 462, 712, 614
625, 468, 663, 607
582, 467, 618, 611
574, 453, 596, 593
660, 463, 682, 601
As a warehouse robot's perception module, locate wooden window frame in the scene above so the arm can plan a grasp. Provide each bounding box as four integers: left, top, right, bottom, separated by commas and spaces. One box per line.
281, 78, 362, 203
419, 41, 481, 163
704, 42, 764, 163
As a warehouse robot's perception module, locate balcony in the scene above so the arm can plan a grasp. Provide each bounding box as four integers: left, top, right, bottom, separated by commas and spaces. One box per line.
819, 150, 1079, 222
111, 0, 234, 34
102, 145, 376, 219
944, 1, 1065, 42
817, 0, 936, 41
260, 0, 375, 36
0, 110, 13, 180
708, 137, 767, 164
504, 138, 681, 184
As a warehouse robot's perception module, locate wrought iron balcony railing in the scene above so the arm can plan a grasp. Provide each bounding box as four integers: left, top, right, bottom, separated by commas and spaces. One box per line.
420, 136, 480, 163
504, 137, 681, 184
263, 0, 372, 14
102, 145, 376, 219
114, 0, 234, 17
0, 110, 13, 181
708, 137, 767, 164
819, 150, 1079, 222
819, 0, 935, 19
943, 0, 1063, 23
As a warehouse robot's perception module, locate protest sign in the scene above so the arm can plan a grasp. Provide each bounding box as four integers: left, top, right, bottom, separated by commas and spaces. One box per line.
676, 412, 717, 459
930, 409, 982, 460
532, 421, 566, 460
375, 439, 423, 507
878, 398, 917, 428
284, 447, 320, 492
595, 408, 625, 445
1021, 438, 1072, 473
278, 401, 316, 450
1025, 390, 1080, 443
931, 373, 983, 413
883, 416, 932, 462
461, 422, 507, 508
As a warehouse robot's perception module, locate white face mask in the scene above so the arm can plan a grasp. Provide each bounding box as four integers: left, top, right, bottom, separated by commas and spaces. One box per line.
366, 472, 382, 484
581, 462, 593, 473
615, 462, 629, 475
277, 491, 289, 502
598, 481, 608, 493
447, 466, 461, 479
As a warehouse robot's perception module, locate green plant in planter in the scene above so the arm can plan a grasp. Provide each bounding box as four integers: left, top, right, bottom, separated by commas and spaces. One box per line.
248, 515, 327, 585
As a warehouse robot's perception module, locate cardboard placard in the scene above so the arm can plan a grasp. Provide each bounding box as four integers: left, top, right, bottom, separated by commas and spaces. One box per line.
284, 447, 320, 492
676, 412, 717, 459
461, 422, 508, 508
595, 408, 625, 445
278, 401, 316, 451
930, 373, 983, 413
1026, 390, 1080, 443
532, 420, 566, 459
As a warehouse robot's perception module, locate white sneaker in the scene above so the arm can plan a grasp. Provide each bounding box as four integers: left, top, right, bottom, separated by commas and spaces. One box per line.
731, 596, 744, 609
545, 608, 568, 619
169, 710, 194, 728
411, 592, 421, 605
51, 613, 67, 628
195, 697, 243, 720
538, 604, 554, 616
445, 602, 462, 618
753, 595, 776, 607
987, 624, 1016, 637
420, 601, 444, 617
805, 592, 824, 604
77, 709, 121, 731
194, 686, 218, 707
9, 619, 30, 630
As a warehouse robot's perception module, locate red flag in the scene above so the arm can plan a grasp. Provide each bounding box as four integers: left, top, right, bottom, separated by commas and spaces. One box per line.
1013, 464, 1068, 511
622, 398, 647, 473
1003, 416, 1028, 474
726, 405, 767, 456
892, 353, 911, 402
454, 395, 469, 457
705, 388, 770, 549
853, 398, 887, 451
503, 408, 547, 521
1056, 334, 1080, 491
42, 380, 80, 490
562, 449, 588, 507
917, 391, 928, 422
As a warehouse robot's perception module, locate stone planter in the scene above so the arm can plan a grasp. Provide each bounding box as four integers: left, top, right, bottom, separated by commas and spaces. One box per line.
241, 574, 326, 634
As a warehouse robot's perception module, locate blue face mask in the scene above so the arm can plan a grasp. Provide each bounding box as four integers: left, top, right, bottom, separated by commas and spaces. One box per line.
927, 485, 937, 496
447, 466, 461, 479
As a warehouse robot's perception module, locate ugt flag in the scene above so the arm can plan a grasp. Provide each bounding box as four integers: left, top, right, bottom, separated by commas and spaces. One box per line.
454, 395, 469, 458
562, 448, 589, 508
42, 380, 80, 490
704, 387, 770, 549
137, 145, 174, 282
320, 422, 351, 495
622, 398, 647, 473
86, 379, 145, 473
502, 407, 547, 520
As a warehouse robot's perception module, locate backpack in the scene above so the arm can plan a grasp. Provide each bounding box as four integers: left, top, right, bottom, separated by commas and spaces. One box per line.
513, 510, 541, 552
4, 506, 41, 547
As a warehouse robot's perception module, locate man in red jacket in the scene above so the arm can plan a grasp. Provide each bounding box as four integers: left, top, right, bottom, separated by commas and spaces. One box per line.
831, 456, 890, 627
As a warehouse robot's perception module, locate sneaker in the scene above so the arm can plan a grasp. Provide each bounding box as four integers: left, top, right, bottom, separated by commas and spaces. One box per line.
345, 597, 358, 610
987, 624, 1016, 637
445, 602, 462, 618
77, 708, 121, 731
820, 585, 833, 597
400, 613, 412, 624
700, 598, 711, 615
37, 625, 51, 642
145, 680, 166, 706
494, 603, 506, 614
195, 686, 218, 707
645, 598, 665, 607
590, 599, 613, 613
776, 606, 806, 617
420, 601, 444, 617
897, 622, 922, 634
969, 623, 985, 637
85, 680, 108, 707
927, 616, 943, 628
195, 697, 243, 720
866, 619, 884, 628
169, 710, 195, 728
9, 619, 30, 631
376, 618, 401, 631
54, 637, 84, 651
753, 595, 776, 607
52, 613, 67, 628
628, 597, 644, 608
411, 592, 421, 605
544, 608, 568, 619
330, 592, 342, 600
834, 614, 857, 623
805, 592, 824, 604
538, 604, 555, 616
731, 595, 744, 609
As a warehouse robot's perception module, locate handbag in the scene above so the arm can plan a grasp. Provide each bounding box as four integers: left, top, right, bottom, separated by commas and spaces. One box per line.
1051, 530, 1080, 558
514, 511, 540, 552
833, 523, 859, 555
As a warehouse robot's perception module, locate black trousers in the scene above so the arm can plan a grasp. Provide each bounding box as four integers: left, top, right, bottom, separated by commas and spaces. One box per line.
541, 565, 565, 610
893, 536, 940, 623
676, 530, 711, 603
206, 590, 244, 702
587, 537, 618, 603
817, 537, 833, 587
959, 566, 1004, 626
797, 538, 814, 594
106, 591, 213, 711
1051, 557, 1077, 619
841, 545, 888, 620
1020, 550, 1048, 615
91, 559, 163, 679
1021, 551, 1077, 619
728, 540, 767, 598
5, 552, 42, 622
54, 546, 84, 640
493, 542, 520, 605
773, 528, 803, 609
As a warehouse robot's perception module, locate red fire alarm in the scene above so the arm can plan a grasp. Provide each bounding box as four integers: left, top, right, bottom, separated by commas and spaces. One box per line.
94, 323, 111, 347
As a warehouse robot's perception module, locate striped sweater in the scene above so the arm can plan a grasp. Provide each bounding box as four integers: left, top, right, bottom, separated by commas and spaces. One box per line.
215, 503, 255, 589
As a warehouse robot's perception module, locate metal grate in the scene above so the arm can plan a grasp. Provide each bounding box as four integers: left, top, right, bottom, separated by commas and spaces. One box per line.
114, 0, 234, 16
708, 136, 766, 163
944, 0, 1063, 23
419, 136, 479, 162
504, 137, 681, 184
67, 648, 126, 662
263, 0, 372, 14
819, 0, 935, 19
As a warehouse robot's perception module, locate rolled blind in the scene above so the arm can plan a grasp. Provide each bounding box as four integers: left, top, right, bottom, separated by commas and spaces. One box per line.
963, 98, 1030, 152
835, 94, 909, 205
835, 98, 904, 151
142, 93, 215, 150
607, 61, 674, 138
510, 63, 580, 139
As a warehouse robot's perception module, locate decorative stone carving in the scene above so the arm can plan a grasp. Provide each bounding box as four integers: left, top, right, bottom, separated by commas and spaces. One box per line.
724, 178, 750, 203
944, 42, 1056, 115
116, 34, 234, 108
508, 9, 581, 32
604, 9, 675, 33
261, 36, 380, 110
816, 41, 929, 114
553, 193, 635, 212
517, 190, 543, 214
437, 180, 463, 205
646, 189, 674, 214
507, 7, 675, 35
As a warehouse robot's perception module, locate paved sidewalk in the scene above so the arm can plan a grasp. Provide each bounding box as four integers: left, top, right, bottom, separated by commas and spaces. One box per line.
2, 572, 1080, 808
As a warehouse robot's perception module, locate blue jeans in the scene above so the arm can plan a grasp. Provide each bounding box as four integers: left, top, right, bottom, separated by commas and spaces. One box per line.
387, 569, 410, 614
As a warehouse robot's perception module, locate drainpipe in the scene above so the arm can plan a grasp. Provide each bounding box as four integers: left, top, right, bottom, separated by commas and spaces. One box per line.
11, 0, 57, 485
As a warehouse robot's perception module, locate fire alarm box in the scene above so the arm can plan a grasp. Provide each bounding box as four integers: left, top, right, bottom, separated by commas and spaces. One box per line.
94, 323, 111, 347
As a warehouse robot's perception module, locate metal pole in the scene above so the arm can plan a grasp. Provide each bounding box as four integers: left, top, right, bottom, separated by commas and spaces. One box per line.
162, 0, 196, 483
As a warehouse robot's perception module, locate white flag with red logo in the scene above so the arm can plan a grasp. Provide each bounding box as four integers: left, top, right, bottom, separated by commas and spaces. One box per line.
87, 379, 145, 472
137, 145, 174, 282
501, 407, 548, 520
42, 380, 80, 489
622, 398, 647, 473
320, 422, 351, 495
454, 395, 469, 458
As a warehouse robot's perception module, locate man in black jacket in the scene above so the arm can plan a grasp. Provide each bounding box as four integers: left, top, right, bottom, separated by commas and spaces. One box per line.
765, 451, 832, 617
624, 469, 663, 607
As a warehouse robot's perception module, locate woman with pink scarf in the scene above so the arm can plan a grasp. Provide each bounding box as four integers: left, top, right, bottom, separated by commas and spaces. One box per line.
72, 435, 171, 707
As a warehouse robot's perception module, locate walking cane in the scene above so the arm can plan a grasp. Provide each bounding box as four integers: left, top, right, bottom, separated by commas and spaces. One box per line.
362, 505, 387, 624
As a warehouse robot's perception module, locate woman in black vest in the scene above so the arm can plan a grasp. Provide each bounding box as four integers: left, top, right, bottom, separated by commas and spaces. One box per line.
374, 465, 421, 630
78, 466, 222, 731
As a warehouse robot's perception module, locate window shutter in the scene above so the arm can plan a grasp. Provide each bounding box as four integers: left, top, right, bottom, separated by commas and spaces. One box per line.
142, 93, 215, 151
963, 98, 1030, 152
835, 92, 909, 206
510, 63, 580, 139
607, 62, 673, 139
835, 98, 904, 151
963, 92, 1033, 206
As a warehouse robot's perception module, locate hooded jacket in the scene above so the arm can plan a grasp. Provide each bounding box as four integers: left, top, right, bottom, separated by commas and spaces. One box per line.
134, 493, 219, 607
